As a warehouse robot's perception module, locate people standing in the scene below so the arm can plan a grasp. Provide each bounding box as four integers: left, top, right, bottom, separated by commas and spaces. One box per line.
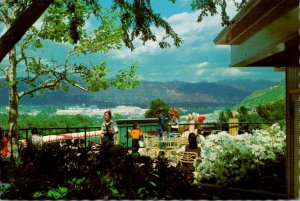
157, 107, 167, 137
168, 108, 179, 133
100, 111, 119, 145
31, 127, 43, 148
157, 108, 167, 156
129, 123, 143, 153
2, 134, 9, 158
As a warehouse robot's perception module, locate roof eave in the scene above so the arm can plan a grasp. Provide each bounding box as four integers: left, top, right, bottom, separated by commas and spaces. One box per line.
214, 0, 297, 45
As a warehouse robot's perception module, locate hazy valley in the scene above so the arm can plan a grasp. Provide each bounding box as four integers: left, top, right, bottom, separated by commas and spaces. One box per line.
0, 79, 277, 109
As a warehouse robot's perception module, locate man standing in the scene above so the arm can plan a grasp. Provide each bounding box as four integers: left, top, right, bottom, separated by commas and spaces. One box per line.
157, 107, 167, 137
100, 111, 119, 144
157, 107, 167, 156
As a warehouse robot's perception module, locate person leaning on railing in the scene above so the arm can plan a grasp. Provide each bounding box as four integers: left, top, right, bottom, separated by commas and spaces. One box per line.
99, 111, 119, 145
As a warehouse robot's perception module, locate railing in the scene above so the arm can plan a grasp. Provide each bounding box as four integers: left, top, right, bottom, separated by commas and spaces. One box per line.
0, 120, 275, 151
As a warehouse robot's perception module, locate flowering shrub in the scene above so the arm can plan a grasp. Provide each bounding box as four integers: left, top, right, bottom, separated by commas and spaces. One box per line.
194, 124, 286, 187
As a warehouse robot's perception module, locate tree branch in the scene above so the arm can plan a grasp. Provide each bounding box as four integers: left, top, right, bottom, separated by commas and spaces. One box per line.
18, 78, 61, 98
64, 77, 89, 92
0, 66, 5, 73
18, 39, 33, 64
0, 0, 54, 63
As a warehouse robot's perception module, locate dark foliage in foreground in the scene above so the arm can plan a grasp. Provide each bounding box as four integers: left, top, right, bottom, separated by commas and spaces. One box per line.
1, 143, 202, 199
1, 142, 287, 199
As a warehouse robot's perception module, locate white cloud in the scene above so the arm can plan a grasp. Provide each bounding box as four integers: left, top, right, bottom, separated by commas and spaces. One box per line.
192, 63, 251, 80
195, 62, 209, 75
196, 68, 205, 75
133, 39, 164, 55
168, 11, 220, 40
111, 48, 132, 59
214, 45, 230, 50
197, 61, 209, 69
203, 67, 250, 81
111, 29, 167, 59
111, 10, 223, 60
222, 67, 249, 76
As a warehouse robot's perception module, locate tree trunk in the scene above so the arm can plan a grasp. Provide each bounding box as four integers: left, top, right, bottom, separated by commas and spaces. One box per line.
7, 47, 19, 161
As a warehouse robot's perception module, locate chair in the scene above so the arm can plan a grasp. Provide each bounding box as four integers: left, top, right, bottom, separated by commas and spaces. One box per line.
177, 151, 198, 172
176, 137, 189, 148
142, 133, 157, 157
148, 137, 169, 158
166, 133, 181, 160
169, 133, 181, 138
165, 143, 177, 161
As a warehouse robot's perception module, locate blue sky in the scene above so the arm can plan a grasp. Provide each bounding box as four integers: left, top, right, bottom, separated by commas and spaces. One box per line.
103, 0, 284, 82
0, 0, 285, 83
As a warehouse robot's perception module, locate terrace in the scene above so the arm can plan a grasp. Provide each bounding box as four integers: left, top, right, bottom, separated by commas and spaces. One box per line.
0, 0, 292, 199
0, 119, 285, 199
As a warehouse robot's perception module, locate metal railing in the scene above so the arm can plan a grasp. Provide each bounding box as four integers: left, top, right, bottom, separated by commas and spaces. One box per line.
0, 120, 275, 151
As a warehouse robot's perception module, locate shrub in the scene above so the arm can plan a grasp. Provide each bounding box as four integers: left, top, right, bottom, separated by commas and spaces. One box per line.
195, 123, 286, 192
2, 143, 201, 199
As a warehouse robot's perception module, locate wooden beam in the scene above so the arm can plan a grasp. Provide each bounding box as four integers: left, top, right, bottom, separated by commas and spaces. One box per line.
231, 33, 299, 67
214, 0, 298, 45
231, 43, 285, 67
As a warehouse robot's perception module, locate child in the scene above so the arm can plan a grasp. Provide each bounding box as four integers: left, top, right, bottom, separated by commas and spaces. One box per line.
129, 124, 143, 153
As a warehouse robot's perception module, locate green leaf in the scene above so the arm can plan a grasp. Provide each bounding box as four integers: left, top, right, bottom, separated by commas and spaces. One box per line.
149, 181, 156, 187
32, 191, 43, 199
111, 188, 118, 196
137, 187, 145, 194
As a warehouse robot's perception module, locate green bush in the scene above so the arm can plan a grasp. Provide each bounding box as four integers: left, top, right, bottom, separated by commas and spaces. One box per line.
144, 98, 169, 118
1, 143, 200, 199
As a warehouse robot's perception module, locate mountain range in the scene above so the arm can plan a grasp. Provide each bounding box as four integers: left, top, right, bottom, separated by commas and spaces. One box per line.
0, 79, 278, 108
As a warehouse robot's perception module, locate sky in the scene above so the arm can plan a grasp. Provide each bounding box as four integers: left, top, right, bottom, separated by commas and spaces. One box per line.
109, 0, 284, 83
0, 0, 285, 83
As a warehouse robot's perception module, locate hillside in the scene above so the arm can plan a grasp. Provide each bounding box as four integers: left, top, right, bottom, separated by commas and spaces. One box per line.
236, 80, 285, 108
0, 79, 276, 108
215, 79, 278, 93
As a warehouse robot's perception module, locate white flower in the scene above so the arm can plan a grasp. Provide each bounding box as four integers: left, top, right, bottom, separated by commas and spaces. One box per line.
194, 123, 285, 185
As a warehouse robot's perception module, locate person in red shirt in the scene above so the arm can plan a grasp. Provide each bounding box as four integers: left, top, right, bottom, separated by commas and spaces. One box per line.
129, 124, 143, 153
2, 134, 9, 158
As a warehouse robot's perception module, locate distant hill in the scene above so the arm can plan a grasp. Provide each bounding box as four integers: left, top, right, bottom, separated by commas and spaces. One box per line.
235, 80, 285, 108
215, 79, 278, 93
0, 79, 277, 108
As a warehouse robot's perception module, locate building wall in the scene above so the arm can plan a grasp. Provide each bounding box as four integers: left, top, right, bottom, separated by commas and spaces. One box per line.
286, 66, 300, 199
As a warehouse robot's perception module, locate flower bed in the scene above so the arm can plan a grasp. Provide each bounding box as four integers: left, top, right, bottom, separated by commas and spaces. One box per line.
194, 123, 286, 193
